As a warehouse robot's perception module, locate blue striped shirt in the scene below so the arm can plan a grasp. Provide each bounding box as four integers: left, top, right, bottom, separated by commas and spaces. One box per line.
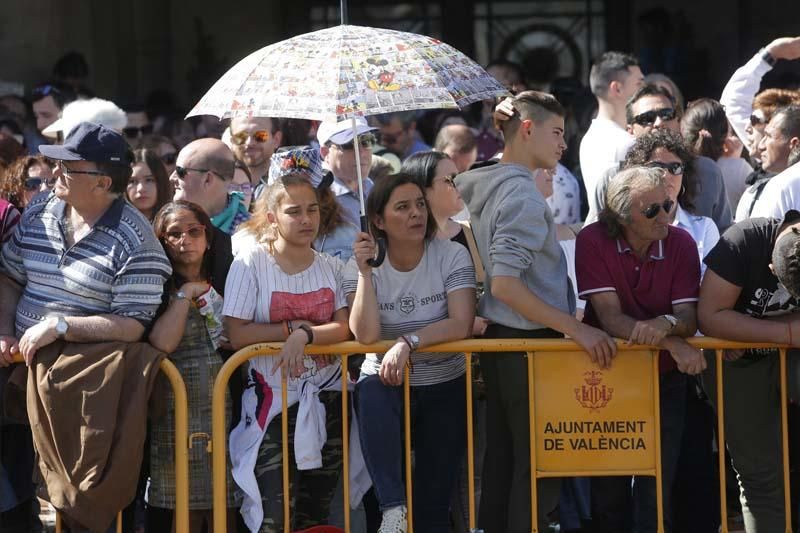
0, 193, 172, 336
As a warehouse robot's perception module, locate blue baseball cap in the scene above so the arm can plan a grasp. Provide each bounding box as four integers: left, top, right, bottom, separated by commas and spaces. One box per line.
39, 121, 132, 166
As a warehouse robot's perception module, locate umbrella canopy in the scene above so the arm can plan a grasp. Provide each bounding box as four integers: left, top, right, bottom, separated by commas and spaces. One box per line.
187, 24, 509, 122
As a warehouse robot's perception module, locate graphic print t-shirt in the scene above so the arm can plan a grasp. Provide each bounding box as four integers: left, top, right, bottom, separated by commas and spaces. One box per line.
704, 216, 800, 356
224, 246, 347, 325
343, 238, 476, 386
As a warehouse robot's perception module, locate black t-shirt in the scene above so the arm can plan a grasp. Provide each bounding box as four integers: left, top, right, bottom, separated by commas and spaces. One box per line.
704, 217, 800, 319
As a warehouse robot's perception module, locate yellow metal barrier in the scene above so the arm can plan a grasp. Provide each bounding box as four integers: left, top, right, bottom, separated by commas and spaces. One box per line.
11, 356, 190, 533
211, 338, 793, 533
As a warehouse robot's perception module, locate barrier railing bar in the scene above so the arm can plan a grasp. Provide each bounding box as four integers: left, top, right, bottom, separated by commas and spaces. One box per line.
281, 373, 290, 533
210, 338, 794, 533
716, 351, 728, 533
342, 354, 351, 533
537, 469, 658, 478
404, 364, 414, 533
527, 352, 539, 532
780, 349, 792, 533
652, 350, 664, 533
465, 352, 476, 530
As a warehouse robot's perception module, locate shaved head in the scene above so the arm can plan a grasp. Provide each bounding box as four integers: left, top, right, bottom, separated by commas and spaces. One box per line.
181, 138, 235, 180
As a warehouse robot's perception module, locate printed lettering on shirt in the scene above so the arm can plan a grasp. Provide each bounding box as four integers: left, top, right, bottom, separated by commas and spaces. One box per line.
747, 285, 800, 317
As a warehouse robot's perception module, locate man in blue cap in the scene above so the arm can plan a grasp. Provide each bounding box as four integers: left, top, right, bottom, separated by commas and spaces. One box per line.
0, 121, 171, 366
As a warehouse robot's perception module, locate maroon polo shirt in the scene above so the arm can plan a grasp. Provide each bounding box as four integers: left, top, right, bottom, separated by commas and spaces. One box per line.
575, 221, 701, 373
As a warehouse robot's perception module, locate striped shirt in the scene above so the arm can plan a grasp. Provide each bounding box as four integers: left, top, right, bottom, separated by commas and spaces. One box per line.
0, 193, 172, 336
342, 238, 476, 386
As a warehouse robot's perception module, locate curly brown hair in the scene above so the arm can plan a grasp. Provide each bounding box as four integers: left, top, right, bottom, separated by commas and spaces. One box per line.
0, 155, 51, 209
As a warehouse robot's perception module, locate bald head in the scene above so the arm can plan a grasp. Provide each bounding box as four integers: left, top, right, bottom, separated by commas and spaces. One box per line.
435, 124, 477, 172
181, 138, 235, 180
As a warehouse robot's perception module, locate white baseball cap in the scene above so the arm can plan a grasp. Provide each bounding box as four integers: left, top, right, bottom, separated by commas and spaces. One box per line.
317, 116, 377, 146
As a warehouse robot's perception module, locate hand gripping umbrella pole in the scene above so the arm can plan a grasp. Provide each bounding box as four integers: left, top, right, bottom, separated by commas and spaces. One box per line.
351, 116, 386, 267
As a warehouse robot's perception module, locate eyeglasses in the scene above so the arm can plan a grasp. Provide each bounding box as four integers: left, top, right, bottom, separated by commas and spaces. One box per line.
174, 165, 227, 181
164, 224, 206, 243
646, 161, 684, 175
228, 182, 253, 194
632, 108, 676, 126
230, 130, 271, 145
161, 152, 178, 165
641, 199, 675, 219
56, 161, 108, 178
332, 134, 376, 151
434, 173, 457, 188
123, 125, 153, 138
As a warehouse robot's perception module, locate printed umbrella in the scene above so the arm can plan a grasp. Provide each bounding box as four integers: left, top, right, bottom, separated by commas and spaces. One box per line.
187, 24, 509, 264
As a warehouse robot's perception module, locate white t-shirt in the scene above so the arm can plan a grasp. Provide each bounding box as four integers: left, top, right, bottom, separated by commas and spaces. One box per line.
750, 161, 800, 219
223, 245, 347, 326
342, 238, 475, 387
579, 117, 634, 216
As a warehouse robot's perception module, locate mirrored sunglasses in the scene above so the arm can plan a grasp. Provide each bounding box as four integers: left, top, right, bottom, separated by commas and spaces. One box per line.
230, 130, 270, 145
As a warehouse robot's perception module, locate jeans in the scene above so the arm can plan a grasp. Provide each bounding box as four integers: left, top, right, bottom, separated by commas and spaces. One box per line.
355, 373, 467, 533
478, 324, 563, 533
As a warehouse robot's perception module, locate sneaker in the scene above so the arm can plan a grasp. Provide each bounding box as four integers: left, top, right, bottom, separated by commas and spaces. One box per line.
378, 505, 408, 533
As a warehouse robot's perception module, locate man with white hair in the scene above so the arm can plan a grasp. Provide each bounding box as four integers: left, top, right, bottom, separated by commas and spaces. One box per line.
41, 98, 127, 142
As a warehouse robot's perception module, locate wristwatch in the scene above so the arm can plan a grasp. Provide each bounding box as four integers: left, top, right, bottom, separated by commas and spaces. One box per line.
760, 48, 778, 67
405, 334, 420, 351
55, 317, 69, 339
175, 290, 188, 301
661, 314, 678, 331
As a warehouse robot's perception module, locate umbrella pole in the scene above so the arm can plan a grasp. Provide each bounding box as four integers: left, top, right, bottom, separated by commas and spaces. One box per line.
352, 117, 367, 221
340, 0, 348, 24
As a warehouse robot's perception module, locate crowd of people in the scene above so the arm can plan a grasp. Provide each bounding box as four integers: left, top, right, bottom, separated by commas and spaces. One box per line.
0, 35, 800, 533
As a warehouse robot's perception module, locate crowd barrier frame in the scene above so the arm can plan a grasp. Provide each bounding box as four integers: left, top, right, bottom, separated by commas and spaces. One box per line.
210, 338, 793, 533
11, 356, 190, 533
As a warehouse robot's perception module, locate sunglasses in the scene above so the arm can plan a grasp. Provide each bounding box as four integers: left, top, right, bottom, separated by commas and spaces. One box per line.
164, 224, 206, 243
646, 161, 684, 175
56, 161, 108, 177
123, 125, 153, 137
632, 108, 676, 126
25, 177, 54, 190
333, 134, 376, 151
230, 130, 271, 145
161, 152, 178, 165
749, 113, 767, 127
641, 199, 675, 219
174, 165, 227, 180
434, 173, 457, 188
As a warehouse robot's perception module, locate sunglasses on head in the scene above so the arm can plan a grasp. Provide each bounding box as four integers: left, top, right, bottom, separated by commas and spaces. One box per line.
32, 84, 62, 98
749, 113, 767, 127
646, 161, 684, 175
174, 165, 227, 180
161, 152, 178, 165
123, 125, 153, 137
230, 130, 270, 145
641, 199, 675, 219
633, 108, 676, 126
164, 224, 206, 243
333, 133, 376, 151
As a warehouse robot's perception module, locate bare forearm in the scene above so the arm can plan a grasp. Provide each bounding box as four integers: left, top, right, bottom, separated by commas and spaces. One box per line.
698, 309, 789, 344
349, 276, 381, 343
414, 317, 474, 348
309, 320, 352, 345
0, 274, 21, 335
227, 321, 286, 350
149, 300, 191, 353
492, 276, 581, 337
63, 315, 145, 343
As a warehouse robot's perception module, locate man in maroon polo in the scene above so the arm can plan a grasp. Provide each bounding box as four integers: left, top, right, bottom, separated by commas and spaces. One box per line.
575, 165, 705, 532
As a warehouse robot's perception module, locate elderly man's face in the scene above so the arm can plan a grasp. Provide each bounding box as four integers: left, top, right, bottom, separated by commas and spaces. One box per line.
624, 184, 672, 245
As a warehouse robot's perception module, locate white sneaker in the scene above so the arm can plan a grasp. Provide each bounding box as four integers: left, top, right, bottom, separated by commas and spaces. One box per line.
378, 505, 408, 533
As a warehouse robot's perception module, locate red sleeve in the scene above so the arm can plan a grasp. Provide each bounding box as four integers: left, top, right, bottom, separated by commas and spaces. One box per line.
669, 227, 701, 305
575, 223, 617, 300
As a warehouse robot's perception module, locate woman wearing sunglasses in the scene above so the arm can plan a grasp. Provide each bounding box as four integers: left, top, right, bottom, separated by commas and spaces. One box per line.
0, 155, 54, 209
126, 149, 173, 221
147, 200, 238, 532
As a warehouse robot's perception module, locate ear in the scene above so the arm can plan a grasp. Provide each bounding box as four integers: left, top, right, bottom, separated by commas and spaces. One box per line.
267, 211, 277, 225
609, 80, 622, 97
95, 175, 113, 194
790, 136, 800, 150
273, 130, 283, 146
320, 144, 330, 159
372, 214, 385, 231
769, 263, 775, 275
626, 124, 635, 135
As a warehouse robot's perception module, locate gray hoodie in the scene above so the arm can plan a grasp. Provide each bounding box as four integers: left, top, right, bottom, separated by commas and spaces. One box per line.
457, 162, 575, 330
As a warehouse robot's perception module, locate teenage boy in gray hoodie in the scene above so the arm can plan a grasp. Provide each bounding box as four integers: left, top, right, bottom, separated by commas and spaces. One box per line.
457, 90, 617, 533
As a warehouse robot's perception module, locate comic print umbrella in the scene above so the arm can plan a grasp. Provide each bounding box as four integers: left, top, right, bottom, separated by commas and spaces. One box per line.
187, 24, 509, 264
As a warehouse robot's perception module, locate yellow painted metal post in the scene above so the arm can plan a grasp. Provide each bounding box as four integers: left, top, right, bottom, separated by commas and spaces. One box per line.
527, 352, 538, 533
465, 353, 476, 530
341, 354, 351, 533
716, 351, 728, 533
116, 511, 122, 532
55, 512, 62, 532
282, 373, 290, 533
404, 365, 414, 533
159, 359, 190, 533
780, 349, 792, 532
651, 351, 664, 533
